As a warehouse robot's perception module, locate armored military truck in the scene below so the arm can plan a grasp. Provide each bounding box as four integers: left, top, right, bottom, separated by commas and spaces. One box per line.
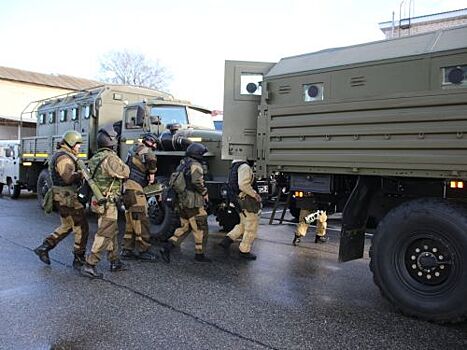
18, 84, 232, 238
223, 25, 467, 323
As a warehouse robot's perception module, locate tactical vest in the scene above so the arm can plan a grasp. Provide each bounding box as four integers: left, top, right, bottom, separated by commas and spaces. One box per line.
228, 161, 248, 195
49, 149, 78, 188
89, 148, 122, 195
126, 144, 149, 187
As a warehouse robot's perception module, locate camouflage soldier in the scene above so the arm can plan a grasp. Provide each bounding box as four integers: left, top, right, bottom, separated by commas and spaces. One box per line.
33, 130, 89, 269
160, 143, 211, 263
219, 160, 261, 260
121, 133, 158, 261
81, 125, 130, 279
293, 207, 328, 245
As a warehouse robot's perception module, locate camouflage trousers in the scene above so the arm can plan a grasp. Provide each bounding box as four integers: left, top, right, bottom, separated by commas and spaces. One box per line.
122, 189, 151, 252
169, 207, 208, 254
295, 208, 327, 238
227, 210, 259, 253
86, 202, 119, 266
44, 205, 89, 257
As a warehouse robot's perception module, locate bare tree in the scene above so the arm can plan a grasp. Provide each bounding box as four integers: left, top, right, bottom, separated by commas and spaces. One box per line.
99, 50, 170, 90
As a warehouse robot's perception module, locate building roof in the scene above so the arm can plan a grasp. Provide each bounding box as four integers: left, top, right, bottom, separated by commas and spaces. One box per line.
0, 65, 101, 90
379, 8, 467, 30
266, 24, 467, 78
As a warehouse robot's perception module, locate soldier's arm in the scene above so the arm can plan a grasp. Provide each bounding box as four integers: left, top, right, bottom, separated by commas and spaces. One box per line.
103, 154, 130, 179
238, 164, 258, 198
138, 146, 157, 174
56, 155, 81, 185
190, 164, 208, 196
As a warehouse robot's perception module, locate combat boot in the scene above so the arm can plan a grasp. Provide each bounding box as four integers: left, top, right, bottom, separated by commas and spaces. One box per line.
120, 249, 138, 260
72, 254, 86, 270
109, 259, 127, 272
315, 235, 328, 244
33, 241, 53, 265
159, 241, 174, 264
218, 236, 233, 249
81, 264, 103, 279
239, 251, 257, 260
194, 253, 212, 263
292, 235, 301, 246
138, 251, 158, 262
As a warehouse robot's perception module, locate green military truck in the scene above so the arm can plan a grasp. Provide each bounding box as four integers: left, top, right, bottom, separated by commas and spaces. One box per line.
18, 84, 231, 238
222, 25, 467, 323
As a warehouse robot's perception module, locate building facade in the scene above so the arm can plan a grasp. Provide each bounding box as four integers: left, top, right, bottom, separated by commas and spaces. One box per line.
0, 66, 100, 140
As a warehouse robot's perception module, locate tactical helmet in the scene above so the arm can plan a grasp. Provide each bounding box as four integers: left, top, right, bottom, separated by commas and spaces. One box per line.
142, 132, 158, 148
62, 130, 83, 148
186, 143, 208, 161
96, 124, 118, 149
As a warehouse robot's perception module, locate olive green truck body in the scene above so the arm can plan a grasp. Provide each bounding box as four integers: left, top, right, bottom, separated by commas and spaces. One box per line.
223, 25, 467, 323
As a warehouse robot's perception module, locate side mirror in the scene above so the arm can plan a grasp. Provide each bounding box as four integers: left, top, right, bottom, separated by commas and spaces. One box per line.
150, 115, 161, 125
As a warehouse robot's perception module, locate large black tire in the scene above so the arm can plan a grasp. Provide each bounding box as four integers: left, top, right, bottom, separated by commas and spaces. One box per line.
370, 198, 467, 323
7, 179, 21, 199
36, 169, 52, 208
215, 205, 240, 232
148, 196, 179, 242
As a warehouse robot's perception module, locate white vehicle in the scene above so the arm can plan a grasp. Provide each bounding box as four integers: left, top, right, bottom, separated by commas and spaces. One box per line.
0, 140, 22, 198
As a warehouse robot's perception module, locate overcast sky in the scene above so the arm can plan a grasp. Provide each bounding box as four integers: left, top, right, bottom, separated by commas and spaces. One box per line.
0, 0, 466, 110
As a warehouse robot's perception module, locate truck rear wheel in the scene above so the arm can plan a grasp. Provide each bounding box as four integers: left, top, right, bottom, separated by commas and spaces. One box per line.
37, 169, 51, 208
370, 198, 467, 323
7, 179, 21, 199
215, 205, 240, 232
148, 196, 179, 241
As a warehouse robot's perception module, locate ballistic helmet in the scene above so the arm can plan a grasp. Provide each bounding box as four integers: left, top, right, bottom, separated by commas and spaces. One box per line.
186, 143, 208, 161
97, 124, 118, 149
62, 130, 83, 148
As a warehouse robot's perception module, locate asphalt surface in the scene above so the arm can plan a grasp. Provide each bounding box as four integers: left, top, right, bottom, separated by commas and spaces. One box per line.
0, 191, 466, 350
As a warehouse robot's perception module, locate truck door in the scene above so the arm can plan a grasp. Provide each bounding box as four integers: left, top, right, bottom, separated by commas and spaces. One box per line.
222, 60, 275, 161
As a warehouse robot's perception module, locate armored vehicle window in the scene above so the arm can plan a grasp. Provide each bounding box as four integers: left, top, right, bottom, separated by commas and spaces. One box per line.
187, 107, 215, 130
48, 112, 56, 124
71, 108, 79, 121
125, 106, 144, 129
83, 105, 92, 119
60, 110, 67, 122
303, 83, 324, 102
240, 73, 263, 96
38, 113, 46, 124
442, 65, 466, 87
150, 106, 188, 126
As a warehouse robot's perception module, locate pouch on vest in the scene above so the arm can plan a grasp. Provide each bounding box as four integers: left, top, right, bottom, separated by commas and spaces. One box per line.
42, 188, 54, 214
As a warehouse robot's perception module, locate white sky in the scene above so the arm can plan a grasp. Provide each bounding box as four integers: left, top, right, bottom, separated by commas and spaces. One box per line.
0, 0, 466, 110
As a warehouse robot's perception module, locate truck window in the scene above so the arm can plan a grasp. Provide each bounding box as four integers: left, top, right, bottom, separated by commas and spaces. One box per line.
240, 73, 263, 96
83, 105, 93, 119
71, 108, 79, 121
187, 107, 215, 130
125, 107, 144, 129
60, 110, 67, 122
48, 112, 55, 124
150, 106, 188, 126
38, 113, 46, 124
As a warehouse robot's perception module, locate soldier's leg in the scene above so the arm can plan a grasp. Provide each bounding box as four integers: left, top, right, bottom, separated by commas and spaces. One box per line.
70, 207, 89, 268
227, 212, 246, 241
295, 208, 311, 238
189, 210, 211, 262
315, 211, 328, 243
168, 217, 190, 247
122, 210, 136, 252
238, 211, 259, 254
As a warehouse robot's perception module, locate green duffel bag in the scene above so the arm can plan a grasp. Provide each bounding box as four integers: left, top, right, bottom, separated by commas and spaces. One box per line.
42, 188, 54, 214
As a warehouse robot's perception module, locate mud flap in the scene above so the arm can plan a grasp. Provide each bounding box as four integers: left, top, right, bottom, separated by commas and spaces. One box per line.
338, 176, 379, 262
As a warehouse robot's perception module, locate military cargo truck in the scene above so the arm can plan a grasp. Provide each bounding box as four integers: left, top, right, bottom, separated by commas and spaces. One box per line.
18, 84, 231, 238
223, 25, 467, 323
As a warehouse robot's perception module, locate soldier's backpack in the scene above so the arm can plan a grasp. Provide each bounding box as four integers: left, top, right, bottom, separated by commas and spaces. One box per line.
165, 159, 192, 208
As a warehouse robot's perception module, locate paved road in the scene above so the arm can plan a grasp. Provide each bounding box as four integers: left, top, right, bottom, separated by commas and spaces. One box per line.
0, 193, 466, 349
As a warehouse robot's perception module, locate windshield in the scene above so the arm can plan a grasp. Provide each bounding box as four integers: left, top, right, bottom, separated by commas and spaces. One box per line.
150, 106, 188, 125
187, 107, 215, 130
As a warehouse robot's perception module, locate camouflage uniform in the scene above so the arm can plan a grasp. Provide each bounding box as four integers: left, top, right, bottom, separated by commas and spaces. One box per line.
85, 148, 130, 267
36, 144, 89, 265
122, 142, 157, 254
226, 162, 260, 255
169, 158, 209, 255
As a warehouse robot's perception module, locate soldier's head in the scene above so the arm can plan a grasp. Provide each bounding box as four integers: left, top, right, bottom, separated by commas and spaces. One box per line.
96, 124, 118, 150
62, 130, 83, 154
142, 132, 158, 150
186, 143, 208, 161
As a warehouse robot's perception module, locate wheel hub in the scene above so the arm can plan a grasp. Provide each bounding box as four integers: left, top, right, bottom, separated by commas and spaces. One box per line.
405, 238, 452, 286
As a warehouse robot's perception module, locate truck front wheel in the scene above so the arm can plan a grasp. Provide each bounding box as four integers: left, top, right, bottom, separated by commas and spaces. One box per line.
148, 196, 179, 241
370, 198, 467, 323
37, 169, 51, 207
7, 179, 21, 199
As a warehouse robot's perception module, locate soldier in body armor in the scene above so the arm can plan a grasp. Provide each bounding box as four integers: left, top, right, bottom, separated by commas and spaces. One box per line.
219, 160, 261, 260
121, 133, 158, 261
33, 131, 89, 269
81, 125, 130, 279
159, 143, 211, 263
